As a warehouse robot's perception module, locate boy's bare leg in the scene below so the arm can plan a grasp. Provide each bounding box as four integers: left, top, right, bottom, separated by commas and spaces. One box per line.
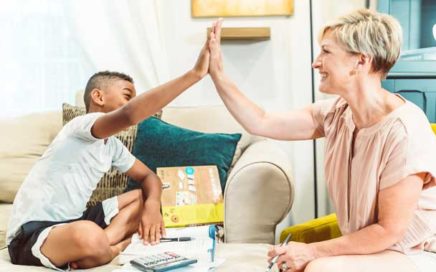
70, 236, 132, 269
40, 220, 114, 268
41, 189, 143, 269
104, 189, 144, 245
69, 189, 143, 269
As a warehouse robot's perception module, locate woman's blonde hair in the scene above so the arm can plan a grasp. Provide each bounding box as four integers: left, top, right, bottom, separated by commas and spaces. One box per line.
320, 9, 402, 76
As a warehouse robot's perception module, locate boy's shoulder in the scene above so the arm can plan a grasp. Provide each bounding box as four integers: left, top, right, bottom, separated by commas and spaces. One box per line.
61, 112, 105, 141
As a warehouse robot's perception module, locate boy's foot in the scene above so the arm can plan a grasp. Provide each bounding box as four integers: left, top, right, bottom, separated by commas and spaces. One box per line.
69, 237, 132, 269
111, 236, 132, 256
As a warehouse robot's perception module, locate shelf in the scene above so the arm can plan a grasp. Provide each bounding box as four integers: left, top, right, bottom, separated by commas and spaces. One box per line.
207, 27, 270, 40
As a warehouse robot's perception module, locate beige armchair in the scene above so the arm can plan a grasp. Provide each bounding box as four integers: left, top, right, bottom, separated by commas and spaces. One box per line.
0, 103, 294, 249
162, 106, 295, 244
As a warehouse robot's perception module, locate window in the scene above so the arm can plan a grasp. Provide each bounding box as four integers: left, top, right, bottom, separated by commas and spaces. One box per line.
0, 0, 93, 117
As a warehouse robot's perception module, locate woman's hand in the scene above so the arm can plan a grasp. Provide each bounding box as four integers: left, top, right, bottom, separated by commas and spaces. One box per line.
208, 19, 224, 79
138, 199, 166, 245
191, 27, 211, 80
267, 242, 317, 271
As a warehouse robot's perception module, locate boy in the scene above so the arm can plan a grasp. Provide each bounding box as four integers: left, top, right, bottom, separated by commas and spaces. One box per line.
7, 41, 210, 269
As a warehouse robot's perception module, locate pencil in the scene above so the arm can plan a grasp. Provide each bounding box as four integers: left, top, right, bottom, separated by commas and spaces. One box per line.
266, 233, 292, 272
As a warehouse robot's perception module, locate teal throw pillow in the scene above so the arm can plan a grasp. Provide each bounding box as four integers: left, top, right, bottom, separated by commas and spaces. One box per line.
126, 117, 241, 192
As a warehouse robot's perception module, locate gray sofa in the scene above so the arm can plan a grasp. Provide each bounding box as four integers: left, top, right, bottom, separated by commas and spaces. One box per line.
0, 103, 294, 271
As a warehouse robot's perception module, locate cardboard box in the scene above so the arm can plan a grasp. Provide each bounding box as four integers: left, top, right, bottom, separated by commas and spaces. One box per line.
157, 165, 224, 227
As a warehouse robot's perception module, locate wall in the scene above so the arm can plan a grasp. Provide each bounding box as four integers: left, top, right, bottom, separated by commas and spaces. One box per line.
158, 0, 316, 234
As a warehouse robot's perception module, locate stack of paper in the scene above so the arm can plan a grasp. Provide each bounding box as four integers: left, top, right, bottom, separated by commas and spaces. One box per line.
115, 225, 224, 272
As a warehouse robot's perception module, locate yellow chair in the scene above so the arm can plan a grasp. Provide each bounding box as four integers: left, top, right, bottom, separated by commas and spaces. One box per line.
281, 124, 436, 243
280, 213, 341, 243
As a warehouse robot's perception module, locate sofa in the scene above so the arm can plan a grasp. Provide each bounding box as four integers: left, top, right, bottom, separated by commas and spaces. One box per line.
0, 101, 294, 270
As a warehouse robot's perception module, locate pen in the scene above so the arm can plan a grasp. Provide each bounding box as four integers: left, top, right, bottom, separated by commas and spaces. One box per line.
208, 225, 216, 262
160, 237, 192, 242
266, 233, 292, 272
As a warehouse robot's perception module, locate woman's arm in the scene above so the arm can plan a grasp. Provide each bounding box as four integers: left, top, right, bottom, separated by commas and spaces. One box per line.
269, 173, 424, 271
312, 173, 424, 256
208, 20, 320, 141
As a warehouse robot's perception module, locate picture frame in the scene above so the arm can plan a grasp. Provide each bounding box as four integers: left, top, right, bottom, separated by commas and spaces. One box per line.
192, 0, 294, 17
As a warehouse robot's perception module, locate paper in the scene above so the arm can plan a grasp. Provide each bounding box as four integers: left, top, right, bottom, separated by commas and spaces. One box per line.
112, 258, 225, 272
116, 226, 224, 271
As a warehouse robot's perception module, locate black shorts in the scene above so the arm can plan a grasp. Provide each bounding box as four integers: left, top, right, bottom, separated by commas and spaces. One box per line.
8, 202, 109, 268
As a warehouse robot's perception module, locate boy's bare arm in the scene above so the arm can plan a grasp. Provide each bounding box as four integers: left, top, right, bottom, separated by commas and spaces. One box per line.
126, 159, 162, 201
91, 41, 210, 139
125, 159, 165, 243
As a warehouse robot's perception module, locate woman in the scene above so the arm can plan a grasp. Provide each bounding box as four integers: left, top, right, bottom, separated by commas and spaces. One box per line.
207, 9, 436, 272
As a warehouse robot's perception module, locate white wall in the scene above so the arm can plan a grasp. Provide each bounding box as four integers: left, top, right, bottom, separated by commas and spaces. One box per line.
158, 0, 316, 235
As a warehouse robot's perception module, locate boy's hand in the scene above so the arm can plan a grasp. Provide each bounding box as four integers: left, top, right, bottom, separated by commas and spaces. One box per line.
192, 28, 212, 79
138, 199, 166, 245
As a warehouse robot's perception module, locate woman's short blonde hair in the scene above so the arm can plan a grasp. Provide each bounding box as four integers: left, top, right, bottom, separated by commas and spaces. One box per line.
320, 9, 402, 76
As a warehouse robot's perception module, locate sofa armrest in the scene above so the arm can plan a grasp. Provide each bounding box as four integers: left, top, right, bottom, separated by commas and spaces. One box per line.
223, 140, 294, 244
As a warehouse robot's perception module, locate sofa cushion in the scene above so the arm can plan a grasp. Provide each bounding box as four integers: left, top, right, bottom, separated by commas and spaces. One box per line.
126, 117, 241, 192
161, 106, 263, 166
0, 247, 118, 271
0, 112, 62, 203
0, 243, 271, 271
62, 102, 86, 125
0, 204, 13, 248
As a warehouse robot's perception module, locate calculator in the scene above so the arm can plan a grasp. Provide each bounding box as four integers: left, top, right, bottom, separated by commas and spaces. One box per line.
130, 252, 197, 272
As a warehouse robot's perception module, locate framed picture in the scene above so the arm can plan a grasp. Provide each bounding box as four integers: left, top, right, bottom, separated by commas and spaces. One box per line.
192, 0, 294, 17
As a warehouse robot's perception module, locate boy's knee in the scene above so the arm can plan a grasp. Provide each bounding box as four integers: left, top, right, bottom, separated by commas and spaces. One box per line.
71, 221, 110, 257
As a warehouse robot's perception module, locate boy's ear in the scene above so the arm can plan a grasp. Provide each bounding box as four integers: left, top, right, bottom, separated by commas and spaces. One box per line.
90, 88, 104, 107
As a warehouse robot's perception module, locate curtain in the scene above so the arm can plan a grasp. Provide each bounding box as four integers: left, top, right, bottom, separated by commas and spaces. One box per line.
0, 0, 168, 117
67, 0, 169, 93
0, 0, 94, 117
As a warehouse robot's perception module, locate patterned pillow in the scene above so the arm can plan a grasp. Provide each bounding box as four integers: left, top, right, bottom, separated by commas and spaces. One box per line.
62, 103, 161, 207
